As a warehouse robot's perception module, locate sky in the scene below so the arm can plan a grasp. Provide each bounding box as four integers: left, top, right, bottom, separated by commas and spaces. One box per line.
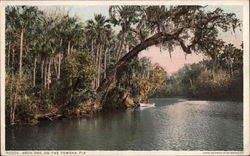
40, 5, 243, 74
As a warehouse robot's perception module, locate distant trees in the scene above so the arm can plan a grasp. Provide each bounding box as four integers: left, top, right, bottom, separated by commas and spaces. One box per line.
218, 44, 243, 76
151, 44, 243, 101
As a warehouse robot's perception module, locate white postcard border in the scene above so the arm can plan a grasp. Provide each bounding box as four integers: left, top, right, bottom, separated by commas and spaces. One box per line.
0, 0, 249, 156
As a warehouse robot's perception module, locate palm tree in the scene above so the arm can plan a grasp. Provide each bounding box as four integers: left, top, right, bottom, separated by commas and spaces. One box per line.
7, 6, 42, 77
109, 6, 142, 61
85, 14, 112, 88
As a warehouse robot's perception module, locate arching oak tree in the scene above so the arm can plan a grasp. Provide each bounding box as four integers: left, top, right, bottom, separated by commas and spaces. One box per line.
97, 6, 241, 94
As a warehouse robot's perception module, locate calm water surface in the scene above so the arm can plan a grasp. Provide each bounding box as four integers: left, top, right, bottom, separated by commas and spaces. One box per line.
6, 98, 243, 150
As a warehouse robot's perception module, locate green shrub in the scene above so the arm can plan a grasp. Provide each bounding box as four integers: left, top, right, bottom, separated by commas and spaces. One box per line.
15, 96, 37, 124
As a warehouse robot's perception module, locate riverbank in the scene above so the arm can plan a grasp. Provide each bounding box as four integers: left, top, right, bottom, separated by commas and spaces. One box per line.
7, 92, 141, 126
8, 93, 242, 126
6, 98, 243, 150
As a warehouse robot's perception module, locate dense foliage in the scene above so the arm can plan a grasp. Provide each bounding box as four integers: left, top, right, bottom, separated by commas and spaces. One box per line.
104, 58, 166, 109
5, 5, 241, 124
151, 44, 243, 101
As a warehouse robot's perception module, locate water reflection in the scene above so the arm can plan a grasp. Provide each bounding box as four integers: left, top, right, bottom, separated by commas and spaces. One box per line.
6, 98, 243, 150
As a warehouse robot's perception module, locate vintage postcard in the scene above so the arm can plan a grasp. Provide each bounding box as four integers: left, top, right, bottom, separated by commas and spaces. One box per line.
0, 0, 249, 155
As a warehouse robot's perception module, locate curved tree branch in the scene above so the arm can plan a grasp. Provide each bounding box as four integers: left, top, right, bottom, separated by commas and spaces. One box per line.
97, 28, 183, 94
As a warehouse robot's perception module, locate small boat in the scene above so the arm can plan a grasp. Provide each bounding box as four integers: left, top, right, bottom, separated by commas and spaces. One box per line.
139, 103, 155, 107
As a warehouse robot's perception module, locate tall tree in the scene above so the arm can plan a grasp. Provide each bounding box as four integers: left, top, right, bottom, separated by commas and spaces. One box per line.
6, 6, 42, 77
85, 14, 112, 88
97, 6, 241, 94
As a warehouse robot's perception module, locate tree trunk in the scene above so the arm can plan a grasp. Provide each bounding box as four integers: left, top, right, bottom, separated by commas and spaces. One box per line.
12, 89, 17, 124
96, 30, 183, 94
7, 42, 11, 68
104, 48, 107, 79
98, 45, 103, 87
47, 58, 52, 89
116, 36, 125, 62
12, 48, 15, 69
91, 39, 95, 88
108, 49, 110, 68
91, 39, 94, 56
9, 73, 14, 124
33, 57, 37, 86
57, 39, 63, 80
95, 44, 100, 88
189, 79, 193, 88
54, 58, 58, 78
41, 58, 44, 89
44, 59, 47, 89
11, 78, 18, 124
57, 53, 61, 80
67, 40, 71, 55
19, 28, 24, 77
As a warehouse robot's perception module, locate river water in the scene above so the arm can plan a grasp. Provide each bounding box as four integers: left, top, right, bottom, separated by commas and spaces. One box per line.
6, 98, 243, 150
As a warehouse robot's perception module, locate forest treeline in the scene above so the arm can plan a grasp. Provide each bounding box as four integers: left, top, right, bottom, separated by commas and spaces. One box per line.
5, 6, 241, 124
151, 44, 243, 101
